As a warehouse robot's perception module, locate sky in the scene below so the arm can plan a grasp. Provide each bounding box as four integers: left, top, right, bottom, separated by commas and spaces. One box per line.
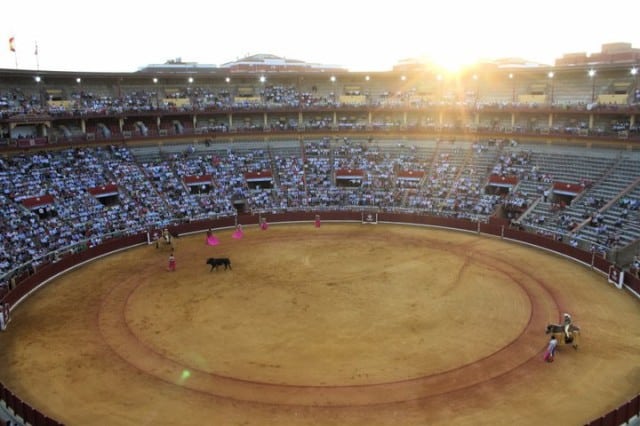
1, 0, 639, 73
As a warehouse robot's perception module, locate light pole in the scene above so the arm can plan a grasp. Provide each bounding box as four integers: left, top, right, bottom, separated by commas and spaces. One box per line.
588, 69, 596, 103
76, 76, 82, 95
365, 75, 370, 105
225, 77, 231, 106
509, 73, 515, 103
547, 71, 554, 105
330, 75, 336, 104
75, 77, 82, 109
153, 77, 159, 109
631, 67, 638, 104
34, 75, 43, 106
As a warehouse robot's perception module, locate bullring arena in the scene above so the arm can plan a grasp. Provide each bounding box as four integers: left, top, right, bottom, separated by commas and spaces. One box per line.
0, 218, 639, 425
2, 50, 640, 425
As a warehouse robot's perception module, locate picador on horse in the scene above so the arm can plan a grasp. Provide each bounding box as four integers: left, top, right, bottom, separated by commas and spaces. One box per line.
545, 312, 580, 350
156, 228, 173, 249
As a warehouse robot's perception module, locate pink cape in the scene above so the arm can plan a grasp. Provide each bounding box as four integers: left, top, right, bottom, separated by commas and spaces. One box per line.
232, 229, 244, 239
206, 235, 220, 246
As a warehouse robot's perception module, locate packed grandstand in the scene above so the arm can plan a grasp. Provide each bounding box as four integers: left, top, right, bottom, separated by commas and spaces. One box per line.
0, 43, 639, 426
2, 43, 640, 286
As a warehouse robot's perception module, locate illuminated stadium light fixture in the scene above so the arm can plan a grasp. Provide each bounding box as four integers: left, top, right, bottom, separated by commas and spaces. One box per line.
225, 77, 230, 83
509, 73, 515, 103
76, 78, 81, 84
153, 77, 158, 84
330, 75, 336, 82
548, 71, 554, 79
588, 69, 596, 102
34, 76, 41, 83
260, 75, 266, 83
365, 75, 370, 81
400, 75, 406, 81
188, 77, 194, 84
631, 67, 638, 76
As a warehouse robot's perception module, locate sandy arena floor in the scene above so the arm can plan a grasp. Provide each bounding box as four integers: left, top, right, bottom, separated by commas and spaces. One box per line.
0, 223, 638, 425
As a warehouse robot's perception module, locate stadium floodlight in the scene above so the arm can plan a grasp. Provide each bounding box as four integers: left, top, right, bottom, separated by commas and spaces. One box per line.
225, 77, 230, 83
548, 71, 554, 79
365, 75, 370, 81
631, 67, 638, 76
76, 78, 81, 84
153, 77, 158, 84
588, 69, 596, 102
330, 75, 336, 82
259, 75, 266, 83
188, 77, 194, 84
509, 73, 515, 103
34, 76, 41, 83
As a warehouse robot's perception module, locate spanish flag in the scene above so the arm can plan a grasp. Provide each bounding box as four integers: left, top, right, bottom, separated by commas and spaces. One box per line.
9, 37, 15, 52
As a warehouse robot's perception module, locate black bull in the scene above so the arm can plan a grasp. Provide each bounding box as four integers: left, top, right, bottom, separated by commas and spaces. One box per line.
206, 257, 232, 271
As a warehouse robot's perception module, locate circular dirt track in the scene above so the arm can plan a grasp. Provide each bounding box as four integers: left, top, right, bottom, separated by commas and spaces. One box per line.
0, 224, 639, 426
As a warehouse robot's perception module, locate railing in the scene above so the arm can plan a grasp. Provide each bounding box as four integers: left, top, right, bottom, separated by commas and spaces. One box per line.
0, 211, 639, 425
2, 118, 640, 151
0, 382, 63, 426
584, 395, 640, 426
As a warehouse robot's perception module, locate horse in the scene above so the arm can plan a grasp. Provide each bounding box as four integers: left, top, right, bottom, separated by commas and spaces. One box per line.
206, 257, 232, 271
155, 229, 174, 250
545, 323, 581, 350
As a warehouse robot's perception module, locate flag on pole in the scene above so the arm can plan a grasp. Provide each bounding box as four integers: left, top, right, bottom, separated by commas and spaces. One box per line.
34, 41, 40, 71
9, 37, 15, 52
